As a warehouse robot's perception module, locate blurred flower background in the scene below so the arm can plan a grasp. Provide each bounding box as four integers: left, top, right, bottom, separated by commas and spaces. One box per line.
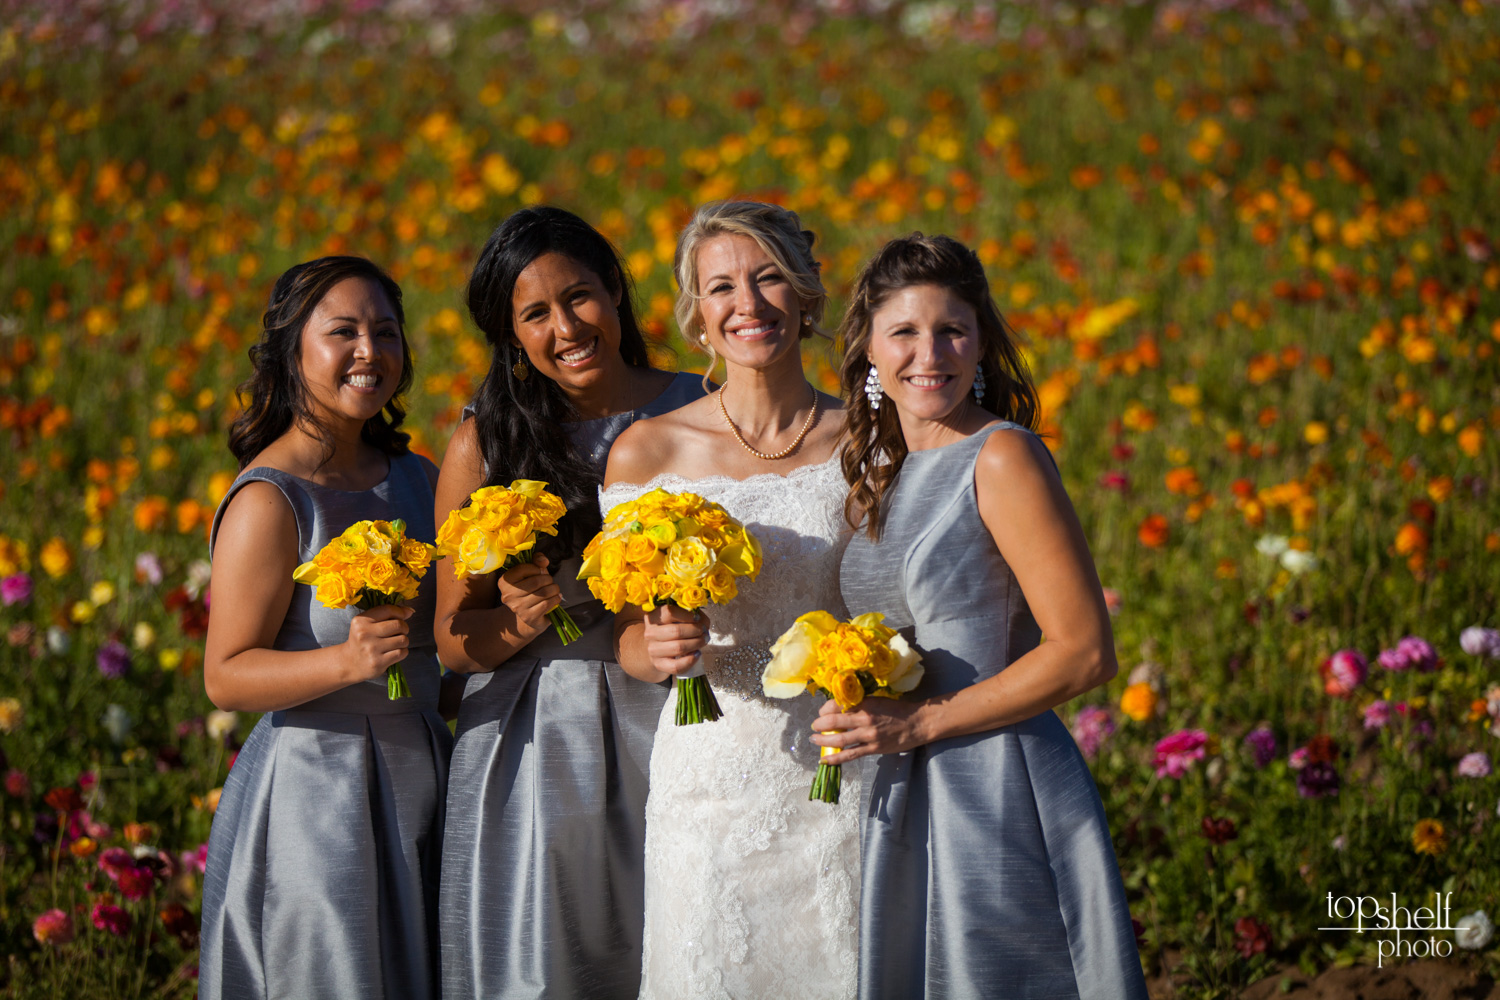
0, 0, 1497, 996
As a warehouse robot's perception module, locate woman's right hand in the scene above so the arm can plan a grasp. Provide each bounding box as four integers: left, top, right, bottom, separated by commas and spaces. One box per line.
643, 604, 710, 677
497, 554, 562, 631
341, 604, 413, 681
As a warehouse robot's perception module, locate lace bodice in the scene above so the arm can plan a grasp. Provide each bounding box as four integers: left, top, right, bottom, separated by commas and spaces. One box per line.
598, 455, 851, 699
600, 455, 862, 1000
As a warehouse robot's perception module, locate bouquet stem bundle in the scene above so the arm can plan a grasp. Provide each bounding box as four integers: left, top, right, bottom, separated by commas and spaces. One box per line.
810, 737, 842, 803
675, 671, 723, 726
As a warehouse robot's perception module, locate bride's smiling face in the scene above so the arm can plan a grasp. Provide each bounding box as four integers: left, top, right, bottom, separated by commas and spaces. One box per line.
695, 234, 805, 372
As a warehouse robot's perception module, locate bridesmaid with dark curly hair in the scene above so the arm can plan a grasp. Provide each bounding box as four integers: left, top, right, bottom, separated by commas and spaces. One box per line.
201, 255, 454, 1000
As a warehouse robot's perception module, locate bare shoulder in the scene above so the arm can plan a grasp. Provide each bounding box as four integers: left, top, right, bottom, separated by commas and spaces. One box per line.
605, 413, 678, 487
975, 425, 1058, 491
435, 417, 487, 513
214, 479, 297, 557
439, 416, 484, 476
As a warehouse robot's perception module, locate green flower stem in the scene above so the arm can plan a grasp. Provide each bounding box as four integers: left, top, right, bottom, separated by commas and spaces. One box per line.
809, 761, 842, 804
359, 589, 412, 700
674, 675, 723, 725
547, 606, 582, 645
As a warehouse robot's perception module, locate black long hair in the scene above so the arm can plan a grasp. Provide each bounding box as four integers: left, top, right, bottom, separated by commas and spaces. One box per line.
467, 206, 652, 556
229, 256, 412, 470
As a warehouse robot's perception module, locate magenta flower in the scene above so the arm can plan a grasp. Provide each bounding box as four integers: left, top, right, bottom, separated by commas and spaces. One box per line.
1, 572, 32, 607
1288, 746, 1309, 770
98, 847, 134, 881
1363, 700, 1391, 730
1377, 635, 1439, 673
1319, 649, 1367, 698
1071, 705, 1116, 759
1153, 729, 1208, 779
1458, 752, 1493, 779
32, 908, 73, 946
91, 902, 130, 937
95, 641, 129, 679
1296, 761, 1340, 798
4, 769, 29, 798
1244, 727, 1276, 769
117, 864, 156, 901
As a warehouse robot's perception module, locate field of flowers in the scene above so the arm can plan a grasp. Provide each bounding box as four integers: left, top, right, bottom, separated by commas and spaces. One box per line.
1, 0, 1498, 995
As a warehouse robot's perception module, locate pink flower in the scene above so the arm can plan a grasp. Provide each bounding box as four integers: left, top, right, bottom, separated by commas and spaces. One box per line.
1318, 649, 1367, 698
178, 842, 208, 875
1070, 705, 1116, 759
1153, 729, 1208, 779
1, 572, 32, 606
1288, 746, 1310, 770
98, 847, 134, 881
91, 902, 130, 937
134, 552, 163, 586
1100, 470, 1130, 492
1363, 700, 1391, 730
32, 908, 73, 946
4, 769, 29, 798
1101, 588, 1123, 616
117, 864, 155, 901
1377, 635, 1439, 673
1458, 752, 1493, 779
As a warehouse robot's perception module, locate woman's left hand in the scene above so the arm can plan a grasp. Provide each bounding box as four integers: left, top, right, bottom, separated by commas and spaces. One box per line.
810, 697, 932, 764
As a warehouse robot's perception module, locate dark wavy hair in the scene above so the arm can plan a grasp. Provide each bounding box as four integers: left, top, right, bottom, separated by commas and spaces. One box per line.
467, 206, 652, 557
839, 233, 1039, 539
229, 256, 412, 470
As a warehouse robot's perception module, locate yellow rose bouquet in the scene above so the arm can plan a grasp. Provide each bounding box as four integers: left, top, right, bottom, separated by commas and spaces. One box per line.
577, 488, 763, 725
292, 518, 437, 699
762, 611, 925, 803
434, 479, 581, 645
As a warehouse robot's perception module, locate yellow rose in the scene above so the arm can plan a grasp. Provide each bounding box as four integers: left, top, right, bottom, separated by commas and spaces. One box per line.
599, 539, 630, 580
316, 573, 352, 608
335, 532, 368, 559
359, 522, 393, 556
763, 619, 821, 698
653, 575, 676, 599
366, 556, 398, 592
827, 670, 866, 711
665, 536, 715, 583
589, 575, 628, 612
392, 570, 421, 602
624, 572, 657, 609
490, 517, 535, 556
625, 534, 659, 566
397, 539, 433, 574
837, 630, 872, 670
675, 584, 710, 610
704, 564, 738, 604
642, 521, 677, 549
459, 527, 502, 575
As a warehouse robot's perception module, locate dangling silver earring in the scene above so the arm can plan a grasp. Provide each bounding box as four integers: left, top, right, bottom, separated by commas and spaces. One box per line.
973, 364, 986, 404
864, 365, 883, 411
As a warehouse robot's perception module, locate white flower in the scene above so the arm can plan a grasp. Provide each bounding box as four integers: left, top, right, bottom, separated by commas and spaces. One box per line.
132, 622, 156, 651
102, 704, 133, 744
1454, 910, 1494, 950
45, 626, 70, 656
1254, 534, 1289, 558
205, 710, 239, 742
885, 633, 925, 694
184, 560, 213, 599
1279, 549, 1318, 575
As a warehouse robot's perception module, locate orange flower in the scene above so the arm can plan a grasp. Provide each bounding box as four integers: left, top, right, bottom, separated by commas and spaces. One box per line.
1138, 515, 1170, 548
1412, 819, 1447, 856
1394, 522, 1429, 555
1120, 682, 1159, 722
133, 496, 170, 533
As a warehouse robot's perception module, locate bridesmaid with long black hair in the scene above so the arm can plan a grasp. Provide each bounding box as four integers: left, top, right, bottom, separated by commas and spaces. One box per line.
436, 206, 704, 999
201, 256, 452, 999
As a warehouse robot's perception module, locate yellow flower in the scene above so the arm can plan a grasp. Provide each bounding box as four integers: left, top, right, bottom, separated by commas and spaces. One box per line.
625, 533, 659, 566
0, 697, 22, 733
827, 670, 866, 711
666, 536, 715, 583
70, 600, 96, 624
598, 539, 630, 580
704, 564, 738, 604
763, 618, 826, 698
89, 581, 116, 606
0, 535, 30, 575
1412, 819, 1447, 856
675, 583, 710, 610
458, 527, 503, 576
366, 556, 398, 592
624, 572, 656, 609
315, 573, 353, 608
1120, 682, 1158, 721
397, 538, 434, 573
39, 537, 73, 578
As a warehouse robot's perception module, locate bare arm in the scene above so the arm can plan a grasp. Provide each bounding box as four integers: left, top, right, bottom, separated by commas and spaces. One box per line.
432, 419, 560, 674
204, 481, 413, 712
815, 428, 1117, 762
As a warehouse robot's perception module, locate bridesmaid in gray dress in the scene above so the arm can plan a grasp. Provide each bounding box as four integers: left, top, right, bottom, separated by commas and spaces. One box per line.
201, 256, 455, 999
436, 207, 703, 999
820, 235, 1147, 999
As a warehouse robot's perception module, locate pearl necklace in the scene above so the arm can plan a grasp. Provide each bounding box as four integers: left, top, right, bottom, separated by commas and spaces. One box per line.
718, 385, 819, 461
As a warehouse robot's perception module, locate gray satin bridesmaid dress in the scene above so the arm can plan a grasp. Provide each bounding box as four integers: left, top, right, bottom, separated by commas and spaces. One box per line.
199, 450, 453, 1000
840, 423, 1147, 1000
439, 371, 704, 1000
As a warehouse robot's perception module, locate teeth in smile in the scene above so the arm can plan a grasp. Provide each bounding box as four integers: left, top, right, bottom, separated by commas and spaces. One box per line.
908, 376, 951, 387
561, 341, 597, 363
731, 324, 774, 336
345, 374, 378, 388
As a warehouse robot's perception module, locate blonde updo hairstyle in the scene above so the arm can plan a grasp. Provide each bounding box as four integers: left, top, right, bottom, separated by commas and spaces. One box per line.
672, 201, 828, 387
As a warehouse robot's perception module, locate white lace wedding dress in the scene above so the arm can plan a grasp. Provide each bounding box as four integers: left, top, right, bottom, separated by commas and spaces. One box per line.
599, 456, 862, 1000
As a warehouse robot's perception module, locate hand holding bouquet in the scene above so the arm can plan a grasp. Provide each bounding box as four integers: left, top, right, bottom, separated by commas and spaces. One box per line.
578, 488, 762, 725
292, 518, 437, 699
763, 611, 924, 802
435, 479, 581, 645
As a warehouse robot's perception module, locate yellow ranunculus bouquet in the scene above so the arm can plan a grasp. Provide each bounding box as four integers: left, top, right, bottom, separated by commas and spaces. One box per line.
292, 518, 437, 699
577, 488, 763, 725
762, 611, 924, 803
434, 479, 582, 645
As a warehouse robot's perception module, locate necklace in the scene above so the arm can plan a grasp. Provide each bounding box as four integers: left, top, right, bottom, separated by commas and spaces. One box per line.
718, 385, 819, 461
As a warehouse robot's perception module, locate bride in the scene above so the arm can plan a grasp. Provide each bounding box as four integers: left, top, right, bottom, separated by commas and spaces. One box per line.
602, 201, 858, 999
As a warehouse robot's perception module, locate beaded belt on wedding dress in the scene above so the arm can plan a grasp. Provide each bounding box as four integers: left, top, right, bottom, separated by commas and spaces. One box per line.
704, 639, 775, 699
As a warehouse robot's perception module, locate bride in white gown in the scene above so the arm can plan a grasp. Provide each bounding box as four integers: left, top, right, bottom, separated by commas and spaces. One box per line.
602, 201, 860, 999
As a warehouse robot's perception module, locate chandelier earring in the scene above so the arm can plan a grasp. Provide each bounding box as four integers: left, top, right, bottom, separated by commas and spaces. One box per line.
864, 365, 883, 411
972, 364, 986, 404
511, 346, 529, 381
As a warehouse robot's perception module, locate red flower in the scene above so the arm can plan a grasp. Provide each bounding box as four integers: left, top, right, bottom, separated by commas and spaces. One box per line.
117, 865, 155, 901
43, 787, 83, 812
1234, 916, 1271, 958
159, 903, 199, 948
1201, 816, 1238, 845
91, 902, 130, 937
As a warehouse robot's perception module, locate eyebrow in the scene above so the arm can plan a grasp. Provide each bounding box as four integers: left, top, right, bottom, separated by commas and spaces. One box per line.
703, 263, 778, 287
515, 280, 590, 315
324, 314, 398, 324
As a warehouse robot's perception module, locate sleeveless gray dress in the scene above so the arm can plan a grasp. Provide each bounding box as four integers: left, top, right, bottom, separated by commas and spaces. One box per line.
439, 372, 705, 1000
199, 450, 453, 1000
839, 423, 1147, 1000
